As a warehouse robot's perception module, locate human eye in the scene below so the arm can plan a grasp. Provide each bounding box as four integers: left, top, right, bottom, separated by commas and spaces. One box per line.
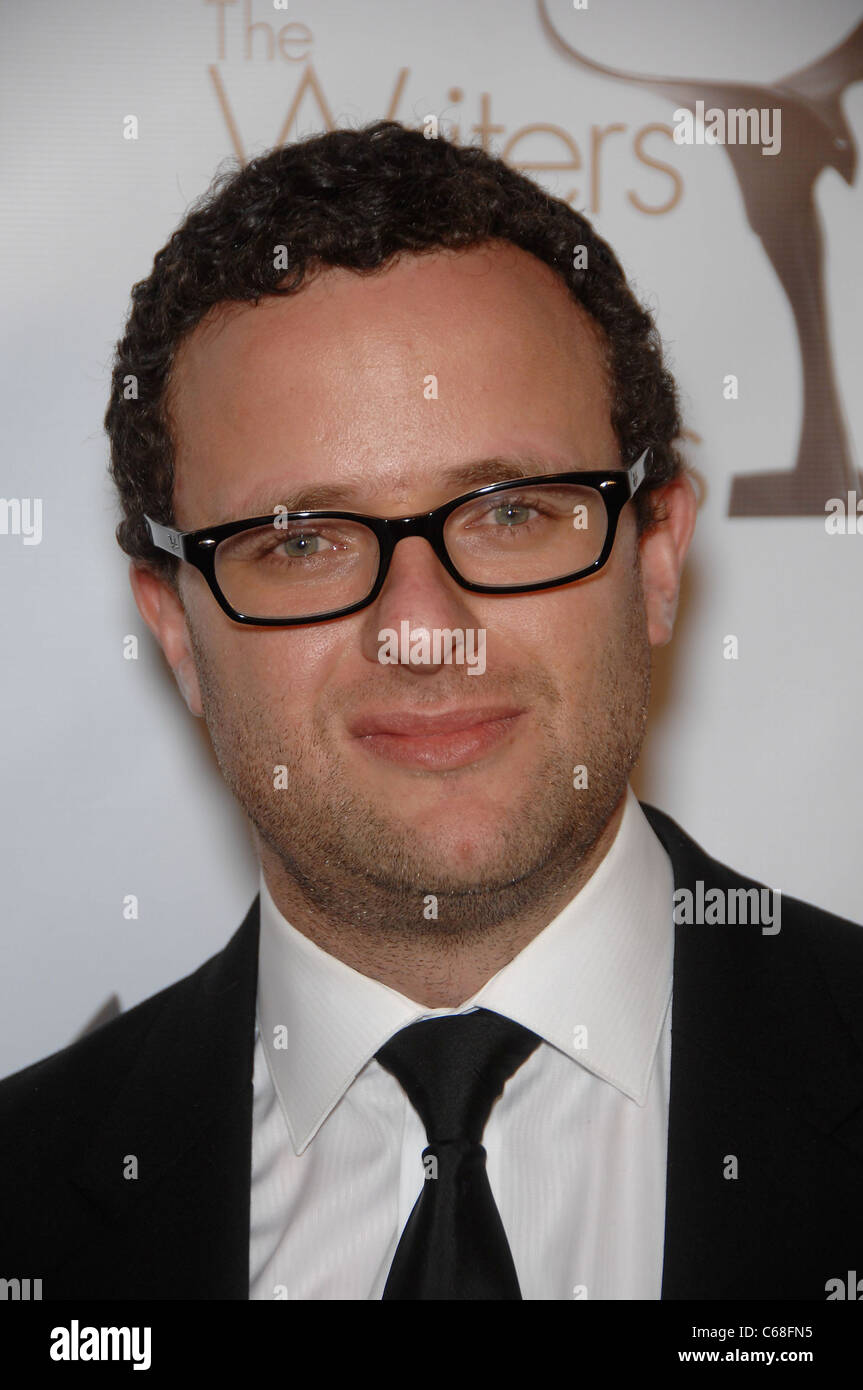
276, 528, 334, 559
260, 524, 350, 562
461, 488, 573, 529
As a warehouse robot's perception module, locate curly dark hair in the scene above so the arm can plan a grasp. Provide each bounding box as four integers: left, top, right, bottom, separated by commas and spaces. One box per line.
104, 118, 687, 584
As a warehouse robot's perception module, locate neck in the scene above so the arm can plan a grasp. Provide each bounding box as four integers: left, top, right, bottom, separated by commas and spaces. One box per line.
256, 794, 626, 1008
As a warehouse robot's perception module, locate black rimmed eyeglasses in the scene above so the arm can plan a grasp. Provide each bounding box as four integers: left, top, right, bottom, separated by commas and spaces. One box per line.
144, 448, 650, 627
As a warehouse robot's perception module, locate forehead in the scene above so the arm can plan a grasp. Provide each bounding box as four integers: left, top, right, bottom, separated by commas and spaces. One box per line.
167, 241, 617, 525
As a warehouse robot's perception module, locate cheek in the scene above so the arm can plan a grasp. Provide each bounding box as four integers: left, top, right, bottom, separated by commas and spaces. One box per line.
215, 625, 348, 711
485, 580, 616, 667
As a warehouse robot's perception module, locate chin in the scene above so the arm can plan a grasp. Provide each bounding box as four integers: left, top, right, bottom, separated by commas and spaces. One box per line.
401, 819, 506, 872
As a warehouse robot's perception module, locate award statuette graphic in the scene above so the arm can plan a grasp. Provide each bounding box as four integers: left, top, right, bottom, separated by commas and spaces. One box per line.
538, 2, 863, 517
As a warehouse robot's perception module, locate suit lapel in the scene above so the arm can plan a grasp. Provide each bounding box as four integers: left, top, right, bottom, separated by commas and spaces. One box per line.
642, 802, 863, 1299
64, 896, 261, 1299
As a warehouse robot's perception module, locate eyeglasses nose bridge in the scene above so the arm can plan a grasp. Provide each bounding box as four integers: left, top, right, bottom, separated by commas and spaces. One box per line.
373, 508, 452, 585
387, 510, 437, 538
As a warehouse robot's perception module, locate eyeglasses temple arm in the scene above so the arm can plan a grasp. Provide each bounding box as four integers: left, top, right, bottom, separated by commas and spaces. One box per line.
626, 447, 651, 499
145, 516, 187, 559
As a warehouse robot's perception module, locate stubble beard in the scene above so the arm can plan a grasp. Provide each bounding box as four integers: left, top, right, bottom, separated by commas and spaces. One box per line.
188, 592, 651, 947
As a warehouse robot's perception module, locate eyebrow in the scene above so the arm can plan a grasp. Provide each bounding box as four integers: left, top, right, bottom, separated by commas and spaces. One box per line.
226, 454, 591, 522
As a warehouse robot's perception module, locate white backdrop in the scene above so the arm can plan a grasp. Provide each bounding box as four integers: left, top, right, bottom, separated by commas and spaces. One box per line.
1, 0, 861, 1079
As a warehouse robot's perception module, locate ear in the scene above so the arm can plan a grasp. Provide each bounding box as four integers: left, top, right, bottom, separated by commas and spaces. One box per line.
129, 562, 204, 717
638, 473, 698, 647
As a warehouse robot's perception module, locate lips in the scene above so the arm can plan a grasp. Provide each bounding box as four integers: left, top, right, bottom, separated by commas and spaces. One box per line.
349, 706, 525, 738
348, 705, 526, 770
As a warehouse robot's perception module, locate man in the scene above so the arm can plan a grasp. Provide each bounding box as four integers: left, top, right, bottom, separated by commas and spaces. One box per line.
2, 120, 861, 1301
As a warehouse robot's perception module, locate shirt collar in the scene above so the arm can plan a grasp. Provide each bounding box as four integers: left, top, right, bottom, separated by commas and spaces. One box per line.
257, 784, 674, 1154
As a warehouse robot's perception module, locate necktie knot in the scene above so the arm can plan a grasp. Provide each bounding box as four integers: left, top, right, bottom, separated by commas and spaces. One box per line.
376, 1008, 541, 1146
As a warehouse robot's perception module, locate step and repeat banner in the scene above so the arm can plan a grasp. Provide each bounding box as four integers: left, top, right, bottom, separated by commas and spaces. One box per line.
1, 0, 861, 1077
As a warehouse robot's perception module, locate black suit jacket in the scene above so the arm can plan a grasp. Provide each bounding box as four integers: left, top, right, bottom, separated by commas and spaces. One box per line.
2, 802, 862, 1300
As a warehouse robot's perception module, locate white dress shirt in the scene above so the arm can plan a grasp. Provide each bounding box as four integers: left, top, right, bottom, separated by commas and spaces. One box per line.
249, 783, 674, 1300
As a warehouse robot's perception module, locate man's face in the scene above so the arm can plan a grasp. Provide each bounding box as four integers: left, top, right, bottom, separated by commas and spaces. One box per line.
135, 242, 692, 936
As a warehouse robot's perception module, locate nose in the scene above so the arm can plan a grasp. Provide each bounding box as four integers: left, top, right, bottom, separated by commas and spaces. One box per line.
359, 534, 480, 673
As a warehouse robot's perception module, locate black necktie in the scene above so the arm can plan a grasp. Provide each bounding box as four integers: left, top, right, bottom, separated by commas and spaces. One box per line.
375, 1007, 542, 1300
